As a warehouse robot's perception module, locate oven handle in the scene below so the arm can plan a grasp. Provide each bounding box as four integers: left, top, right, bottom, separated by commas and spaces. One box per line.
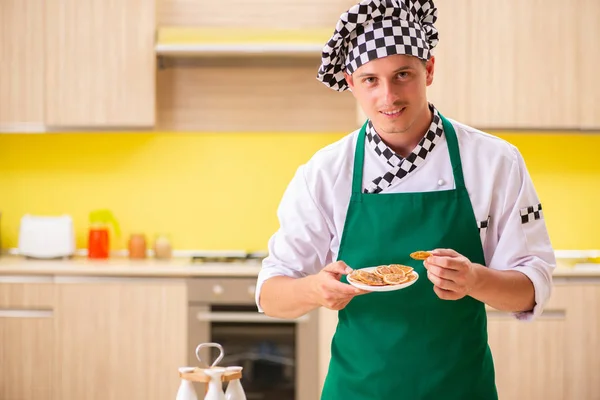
196, 311, 309, 324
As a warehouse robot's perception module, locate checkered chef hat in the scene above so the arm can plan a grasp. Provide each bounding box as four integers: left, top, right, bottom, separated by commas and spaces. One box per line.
317, 0, 439, 91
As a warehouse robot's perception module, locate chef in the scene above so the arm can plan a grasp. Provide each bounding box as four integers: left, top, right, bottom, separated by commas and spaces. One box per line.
255, 0, 556, 398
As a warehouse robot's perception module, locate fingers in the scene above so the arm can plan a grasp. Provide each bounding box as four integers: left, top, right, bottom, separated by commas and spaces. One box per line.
430, 248, 461, 257
425, 255, 464, 271
327, 279, 363, 295
433, 285, 462, 300
424, 264, 460, 281
323, 261, 353, 276
427, 269, 460, 291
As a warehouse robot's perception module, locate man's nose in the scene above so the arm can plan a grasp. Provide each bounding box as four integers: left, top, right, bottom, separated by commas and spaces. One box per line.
381, 81, 400, 105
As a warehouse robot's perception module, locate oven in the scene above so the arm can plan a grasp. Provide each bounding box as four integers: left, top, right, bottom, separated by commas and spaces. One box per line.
187, 277, 320, 400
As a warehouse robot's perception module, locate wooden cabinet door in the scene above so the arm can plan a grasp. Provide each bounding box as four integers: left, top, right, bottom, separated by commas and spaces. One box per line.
53, 277, 187, 400
486, 285, 570, 400
0, 313, 54, 400
0, 0, 45, 131
487, 310, 566, 400
562, 283, 600, 400
0, 278, 55, 400
580, 0, 600, 130
427, 0, 472, 124
45, 0, 156, 128
469, 0, 579, 129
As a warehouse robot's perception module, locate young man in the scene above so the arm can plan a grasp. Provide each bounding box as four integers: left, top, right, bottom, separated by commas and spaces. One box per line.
255, 0, 556, 398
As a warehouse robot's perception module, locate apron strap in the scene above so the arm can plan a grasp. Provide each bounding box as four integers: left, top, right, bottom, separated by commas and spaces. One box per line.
438, 113, 467, 191
351, 112, 466, 195
351, 121, 369, 196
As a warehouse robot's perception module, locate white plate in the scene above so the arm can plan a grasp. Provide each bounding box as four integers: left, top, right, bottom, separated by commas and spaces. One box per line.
347, 267, 419, 292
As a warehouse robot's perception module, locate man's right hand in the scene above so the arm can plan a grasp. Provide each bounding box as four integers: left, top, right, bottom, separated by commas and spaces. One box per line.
308, 261, 367, 310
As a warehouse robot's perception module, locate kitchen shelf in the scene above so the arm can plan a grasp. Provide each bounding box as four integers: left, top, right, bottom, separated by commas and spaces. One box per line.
155, 27, 331, 57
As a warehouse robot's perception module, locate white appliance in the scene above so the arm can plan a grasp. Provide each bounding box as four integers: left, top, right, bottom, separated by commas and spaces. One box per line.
18, 214, 76, 259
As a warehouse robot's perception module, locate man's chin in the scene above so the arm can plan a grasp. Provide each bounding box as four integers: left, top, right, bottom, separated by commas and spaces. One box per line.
375, 120, 410, 135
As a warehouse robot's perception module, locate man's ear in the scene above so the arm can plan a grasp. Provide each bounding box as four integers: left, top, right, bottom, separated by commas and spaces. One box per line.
344, 71, 355, 91
425, 56, 435, 86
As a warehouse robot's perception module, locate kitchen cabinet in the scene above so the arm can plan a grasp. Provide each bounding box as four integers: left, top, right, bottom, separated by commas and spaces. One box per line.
432, 0, 584, 130
0, 0, 45, 132
580, 0, 600, 130
488, 282, 600, 400
462, 0, 579, 129
53, 277, 187, 400
0, 278, 55, 400
560, 283, 600, 400
45, 0, 156, 128
426, 0, 471, 124
486, 285, 569, 400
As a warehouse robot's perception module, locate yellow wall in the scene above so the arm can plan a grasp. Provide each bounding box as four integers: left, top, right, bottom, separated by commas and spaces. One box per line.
0, 131, 598, 251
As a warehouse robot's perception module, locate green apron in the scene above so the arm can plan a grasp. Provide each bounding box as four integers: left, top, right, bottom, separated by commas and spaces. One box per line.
321, 114, 497, 400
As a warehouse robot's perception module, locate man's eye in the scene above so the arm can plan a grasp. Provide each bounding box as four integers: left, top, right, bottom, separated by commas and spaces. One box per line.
397, 72, 409, 79
363, 77, 376, 84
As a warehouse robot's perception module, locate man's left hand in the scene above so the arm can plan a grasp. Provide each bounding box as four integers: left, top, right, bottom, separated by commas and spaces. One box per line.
424, 248, 481, 300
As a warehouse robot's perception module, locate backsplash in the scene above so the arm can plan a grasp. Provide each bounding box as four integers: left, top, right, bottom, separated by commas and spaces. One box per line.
1, 131, 599, 251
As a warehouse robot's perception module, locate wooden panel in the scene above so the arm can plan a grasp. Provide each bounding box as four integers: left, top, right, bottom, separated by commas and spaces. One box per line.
513, 0, 579, 129
157, 58, 357, 132
0, 0, 45, 128
563, 284, 600, 400
487, 312, 565, 400
53, 279, 187, 400
158, 0, 357, 29
485, 285, 569, 399
468, 1, 516, 128
426, 0, 472, 124
45, 0, 156, 127
0, 283, 54, 309
317, 308, 338, 392
580, 0, 600, 129
0, 317, 54, 400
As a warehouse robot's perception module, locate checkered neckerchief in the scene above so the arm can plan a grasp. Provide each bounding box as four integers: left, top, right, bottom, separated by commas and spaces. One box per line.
364, 106, 444, 194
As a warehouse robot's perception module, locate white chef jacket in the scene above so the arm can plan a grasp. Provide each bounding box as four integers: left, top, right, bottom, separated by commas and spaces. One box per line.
256, 117, 556, 321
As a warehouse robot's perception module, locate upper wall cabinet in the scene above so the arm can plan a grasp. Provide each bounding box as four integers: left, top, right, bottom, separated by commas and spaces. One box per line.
430, 0, 590, 130
0, 0, 45, 132
580, 0, 600, 130
45, 0, 156, 128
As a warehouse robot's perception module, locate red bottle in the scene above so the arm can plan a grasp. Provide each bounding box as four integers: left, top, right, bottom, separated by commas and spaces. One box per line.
87, 210, 120, 259
88, 228, 110, 259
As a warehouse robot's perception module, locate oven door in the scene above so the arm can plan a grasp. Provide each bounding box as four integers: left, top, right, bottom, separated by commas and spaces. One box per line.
189, 304, 318, 400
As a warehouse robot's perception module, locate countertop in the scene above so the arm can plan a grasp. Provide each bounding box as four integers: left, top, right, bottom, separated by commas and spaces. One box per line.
0, 255, 262, 278
0, 255, 598, 279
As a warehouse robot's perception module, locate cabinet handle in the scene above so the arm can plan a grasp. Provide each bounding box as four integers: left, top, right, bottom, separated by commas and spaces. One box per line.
0, 310, 53, 318
196, 311, 308, 324
0, 276, 53, 283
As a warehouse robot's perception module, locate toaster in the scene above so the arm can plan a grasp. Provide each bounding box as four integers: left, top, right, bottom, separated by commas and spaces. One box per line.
18, 214, 76, 259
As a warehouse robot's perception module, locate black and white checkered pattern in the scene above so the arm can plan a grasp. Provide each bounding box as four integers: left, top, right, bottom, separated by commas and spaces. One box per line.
364, 105, 443, 193
317, 0, 439, 91
520, 204, 543, 224
478, 216, 491, 232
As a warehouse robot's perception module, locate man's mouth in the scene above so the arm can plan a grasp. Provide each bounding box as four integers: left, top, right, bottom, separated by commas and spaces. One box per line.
380, 107, 406, 118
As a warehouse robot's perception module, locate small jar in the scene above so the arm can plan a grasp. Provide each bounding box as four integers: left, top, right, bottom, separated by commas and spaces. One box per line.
128, 234, 147, 259
153, 234, 172, 260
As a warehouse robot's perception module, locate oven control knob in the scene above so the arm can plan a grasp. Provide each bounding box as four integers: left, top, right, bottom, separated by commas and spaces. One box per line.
248, 285, 256, 297
212, 284, 224, 295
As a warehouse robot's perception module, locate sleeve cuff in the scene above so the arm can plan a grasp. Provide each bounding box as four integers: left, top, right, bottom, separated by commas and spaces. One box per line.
255, 268, 303, 313
510, 265, 552, 321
